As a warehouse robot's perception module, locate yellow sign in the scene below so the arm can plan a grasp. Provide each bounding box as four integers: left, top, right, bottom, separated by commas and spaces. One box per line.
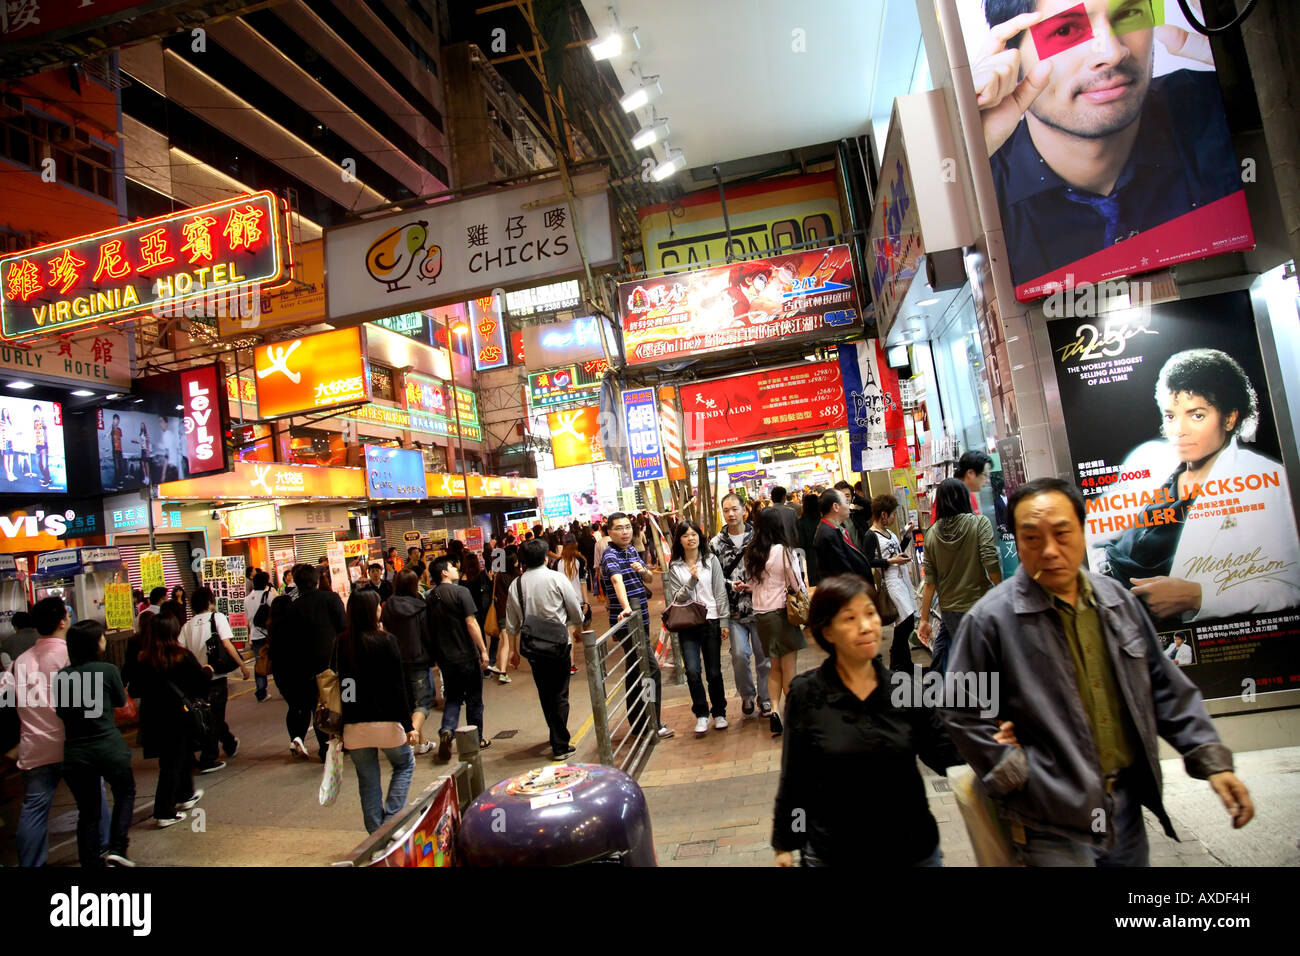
140, 551, 165, 593
105, 582, 134, 630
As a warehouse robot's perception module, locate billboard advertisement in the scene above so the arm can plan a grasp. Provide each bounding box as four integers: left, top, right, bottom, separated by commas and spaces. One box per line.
364, 445, 428, 501
679, 361, 848, 453
0, 397, 66, 494
521, 316, 613, 371
952, 0, 1254, 301
1045, 290, 1300, 700
527, 361, 605, 410
546, 406, 605, 468
617, 244, 861, 366
838, 340, 908, 471
621, 388, 666, 482
254, 326, 369, 419
1, 191, 291, 340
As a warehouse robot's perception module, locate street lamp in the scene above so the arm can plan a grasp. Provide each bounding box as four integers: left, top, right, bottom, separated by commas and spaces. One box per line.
446, 319, 475, 525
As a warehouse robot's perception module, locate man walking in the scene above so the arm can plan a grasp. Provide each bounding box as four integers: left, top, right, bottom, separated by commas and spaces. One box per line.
353, 562, 393, 602
426, 557, 491, 761
815, 488, 903, 581
941, 478, 1253, 866
769, 486, 800, 546
284, 564, 346, 760
180, 587, 248, 772
709, 494, 771, 721
600, 512, 673, 739
243, 570, 277, 702
505, 539, 584, 761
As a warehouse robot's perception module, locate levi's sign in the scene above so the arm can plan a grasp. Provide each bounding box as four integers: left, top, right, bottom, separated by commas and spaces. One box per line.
1, 191, 290, 341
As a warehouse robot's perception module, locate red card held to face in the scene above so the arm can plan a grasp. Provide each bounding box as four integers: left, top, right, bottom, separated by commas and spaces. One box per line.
1030, 3, 1095, 59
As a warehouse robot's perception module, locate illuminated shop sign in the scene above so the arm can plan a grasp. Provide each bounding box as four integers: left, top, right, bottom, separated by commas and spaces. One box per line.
1, 191, 291, 341
468, 295, 508, 371
505, 279, 581, 317
364, 445, 428, 500
253, 326, 369, 418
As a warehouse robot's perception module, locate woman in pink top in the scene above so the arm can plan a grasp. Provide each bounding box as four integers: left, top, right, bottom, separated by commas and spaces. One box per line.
739, 508, 808, 738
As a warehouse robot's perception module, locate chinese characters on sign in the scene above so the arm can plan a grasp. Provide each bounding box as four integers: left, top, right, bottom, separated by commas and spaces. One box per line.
139, 551, 165, 594
468, 294, 508, 371
253, 326, 369, 418
621, 388, 666, 482
679, 362, 848, 453
526, 361, 607, 410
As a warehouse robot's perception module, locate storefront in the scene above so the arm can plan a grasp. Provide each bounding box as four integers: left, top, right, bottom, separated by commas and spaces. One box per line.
101, 494, 213, 596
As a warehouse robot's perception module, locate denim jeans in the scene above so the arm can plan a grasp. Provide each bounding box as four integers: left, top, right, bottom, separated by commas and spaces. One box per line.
929, 611, 966, 676
1012, 777, 1150, 867
440, 659, 485, 742
16, 763, 110, 867
64, 760, 135, 866
350, 744, 415, 834
406, 666, 434, 718
680, 619, 726, 718
251, 638, 268, 699
621, 595, 662, 731
727, 619, 771, 707
199, 676, 237, 767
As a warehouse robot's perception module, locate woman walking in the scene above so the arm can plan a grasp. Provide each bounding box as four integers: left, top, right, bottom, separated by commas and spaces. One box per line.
55, 620, 136, 866
917, 478, 1001, 674
869, 495, 919, 672
556, 534, 589, 673
381, 569, 435, 755
797, 493, 822, 587
772, 575, 973, 867
665, 520, 730, 735
741, 508, 808, 737
488, 548, 519, 683
338, 589, 416, 834
127, 613, 208, 828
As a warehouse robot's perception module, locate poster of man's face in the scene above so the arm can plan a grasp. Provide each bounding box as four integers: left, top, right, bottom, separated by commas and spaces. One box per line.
955, 0, 1253, 300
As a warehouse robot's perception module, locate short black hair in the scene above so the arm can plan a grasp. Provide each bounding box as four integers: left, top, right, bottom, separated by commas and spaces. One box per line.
33, 596, 68, 636
818, 489, 842, 517
1156, 348, 1259, 442
66, 619, 106, 666
834, 480, 852, 493
149, 586, 167, 605
807, 574, 877, 657
431, 556, 453, 582
252, 571, 270, 590
192, 586, 215, 614
957, 450, 993, 480
11, 610, 32, 630
984, 0, 1038, 47
771, 486, 787, 504
520, 538, 549, 569
293, 564, 320, 591
1007, 477, 1086, 537
367, 562, 382, 572
935, 478, 975, 520
606, 511, 631, 532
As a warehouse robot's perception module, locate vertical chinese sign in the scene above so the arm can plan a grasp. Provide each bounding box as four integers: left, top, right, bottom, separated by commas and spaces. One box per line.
621, 388, 666, 482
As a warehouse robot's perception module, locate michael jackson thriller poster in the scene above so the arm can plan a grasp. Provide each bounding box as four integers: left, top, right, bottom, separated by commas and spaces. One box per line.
1046, 290, 1300, 701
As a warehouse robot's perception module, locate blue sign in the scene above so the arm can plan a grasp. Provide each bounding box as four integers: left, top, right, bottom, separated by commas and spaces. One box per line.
621, 388, 666, 483
543, 495, 571, 519
708, 450, 759, 471
364, 445, 428, 500
34, 548, 85, 579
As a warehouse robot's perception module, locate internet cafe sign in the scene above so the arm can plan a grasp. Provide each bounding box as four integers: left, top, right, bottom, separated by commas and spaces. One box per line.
324, 169, 617, 327
1, 191, 291, 341
0, 329, 132, 390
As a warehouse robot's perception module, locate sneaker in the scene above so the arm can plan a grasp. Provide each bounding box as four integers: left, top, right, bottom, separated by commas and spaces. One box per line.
224, 737, 239, 758
486, 665, 504, 675
657, 724, 675, 740
713, 716, 729, 730
156, 812, 187, 829
769, 713, 783, 737
742, 697, 755, 717
570, 664, 579, 674
416, 739, 435, 755
759, 701, 774, 718
437, 729, 453, 762
177, 789, 204, 811
479, 738, 492, 751
694, 716, 710, 734
497, 673, 512, 685
290, 737, 309, 758
198, 761, 226, 774
255, 693, 268, 702
551, 745, 577, 762
102, 851, 136, 867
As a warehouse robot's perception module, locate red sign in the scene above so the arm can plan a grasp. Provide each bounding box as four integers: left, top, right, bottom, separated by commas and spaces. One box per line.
180, 364, 225, 476
617, 244, 860, 365
510, 330, 525, 364
679, 361, 847, 453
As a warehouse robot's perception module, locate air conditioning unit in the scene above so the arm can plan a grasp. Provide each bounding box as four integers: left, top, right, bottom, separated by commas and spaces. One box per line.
65, 127, 95, 152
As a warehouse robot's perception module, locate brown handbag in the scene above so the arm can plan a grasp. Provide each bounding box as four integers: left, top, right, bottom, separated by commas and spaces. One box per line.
663, 565, 708, 632
782, 548, 810, 627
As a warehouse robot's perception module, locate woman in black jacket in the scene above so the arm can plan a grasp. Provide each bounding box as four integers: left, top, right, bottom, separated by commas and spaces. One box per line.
339, 589, 417, 834
267, 593, 323, 761
797, 493, 822, 586
127, 613, 209, 828
381, 569, 435, 756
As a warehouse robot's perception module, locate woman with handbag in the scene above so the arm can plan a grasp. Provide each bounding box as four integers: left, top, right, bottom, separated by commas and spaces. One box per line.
487, 548, 520, 684
740, 508, 808, 738
556, 534, 589, 675
381, 569, 436, 755
869, 495, 919, 672
244, 570, 277, 703
664, 520, 730, 735
127, 613, 209, 828
338, 589, 417, 834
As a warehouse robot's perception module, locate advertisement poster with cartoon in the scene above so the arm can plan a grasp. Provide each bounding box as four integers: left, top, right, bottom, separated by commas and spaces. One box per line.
1046, 290, 1300, 700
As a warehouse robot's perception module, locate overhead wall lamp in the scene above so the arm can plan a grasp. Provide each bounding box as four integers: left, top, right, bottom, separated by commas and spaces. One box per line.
620, 73, 661, 113
652, 146, 686, 181
631, 115, 669, 150
589, 26, 639, 60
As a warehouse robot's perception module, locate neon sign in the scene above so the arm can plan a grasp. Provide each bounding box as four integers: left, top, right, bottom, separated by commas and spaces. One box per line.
1, 191, 292, 341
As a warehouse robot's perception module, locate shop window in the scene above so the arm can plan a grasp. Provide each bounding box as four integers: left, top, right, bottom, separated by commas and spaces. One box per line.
369, 364, 395, 400
288, 427, 347, 466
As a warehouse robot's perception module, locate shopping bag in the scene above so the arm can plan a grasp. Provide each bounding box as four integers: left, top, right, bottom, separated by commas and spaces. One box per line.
318, 737, 344, 806
254, 644, 271, 677
113, 697, 139, 723
947, 764, 1022, 867
484, 603, 500, 638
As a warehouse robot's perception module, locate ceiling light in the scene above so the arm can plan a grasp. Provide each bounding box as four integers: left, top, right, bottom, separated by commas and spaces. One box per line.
589, 27, 639, 61
105, 393, 122, 400
632, 117, 669, 150
175, 404, 184, 411
133, 398, 144, 404
652, 148, 686, 181
6, 380, 34, 390
70, 389, 94, 397
620, 77, 661, 113
916, 298, 940, 307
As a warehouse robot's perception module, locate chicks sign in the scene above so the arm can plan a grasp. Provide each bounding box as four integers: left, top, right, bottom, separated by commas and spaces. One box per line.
0, 191, 291, 341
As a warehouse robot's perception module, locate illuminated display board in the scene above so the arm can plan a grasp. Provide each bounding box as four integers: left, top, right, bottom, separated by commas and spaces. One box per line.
1, 191, 291, 341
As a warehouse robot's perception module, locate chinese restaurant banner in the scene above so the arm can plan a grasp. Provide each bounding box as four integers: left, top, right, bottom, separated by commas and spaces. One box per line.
1045, 290, 1300, 700
547, 405, 606, 468
838, 340, 908, 471
2, 191, 291, 340
253, 326, 369, 419
617, 244, 861, 366
952, 0, 1253, 302
621, 388, 666, 482
679, 361, 848, 453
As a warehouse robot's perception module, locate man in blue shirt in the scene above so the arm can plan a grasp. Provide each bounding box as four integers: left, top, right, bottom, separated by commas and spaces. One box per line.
976, 0, 1242, 288
600, 512, 673, 740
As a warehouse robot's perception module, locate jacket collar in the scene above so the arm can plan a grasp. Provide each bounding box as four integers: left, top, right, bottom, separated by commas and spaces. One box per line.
818, 655, 888, 705
1012, 565, 1126, 613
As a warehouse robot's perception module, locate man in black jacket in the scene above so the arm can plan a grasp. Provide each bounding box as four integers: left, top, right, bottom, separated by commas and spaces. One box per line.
815, 489, 906, 581
289, 564, 346, 761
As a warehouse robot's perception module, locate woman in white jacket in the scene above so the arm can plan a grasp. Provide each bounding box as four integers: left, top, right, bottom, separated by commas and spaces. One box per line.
1093, 349, 1300, 623
664, 520, 731, 735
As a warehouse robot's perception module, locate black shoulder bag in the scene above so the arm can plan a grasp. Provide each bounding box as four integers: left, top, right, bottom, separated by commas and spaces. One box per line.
516, 577, 570, 663
168, 677, 213, 749
205, 613, 239, 674
252, 590, 271, 630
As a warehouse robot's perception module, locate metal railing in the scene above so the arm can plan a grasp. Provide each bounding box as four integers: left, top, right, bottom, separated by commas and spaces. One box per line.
581, 607, 659, 780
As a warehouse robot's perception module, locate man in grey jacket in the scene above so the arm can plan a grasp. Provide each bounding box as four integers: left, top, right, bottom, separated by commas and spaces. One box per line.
709, 494, 772, 720
506, 539, 584, 761
941, 477, 1253, 866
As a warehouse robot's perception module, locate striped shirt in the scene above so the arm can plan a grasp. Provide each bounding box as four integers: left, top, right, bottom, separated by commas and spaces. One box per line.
600, 543, 649, 624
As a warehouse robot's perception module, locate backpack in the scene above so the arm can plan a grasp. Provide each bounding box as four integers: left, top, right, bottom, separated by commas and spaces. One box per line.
515, 576, 570, 663
205, 613, 239, 674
